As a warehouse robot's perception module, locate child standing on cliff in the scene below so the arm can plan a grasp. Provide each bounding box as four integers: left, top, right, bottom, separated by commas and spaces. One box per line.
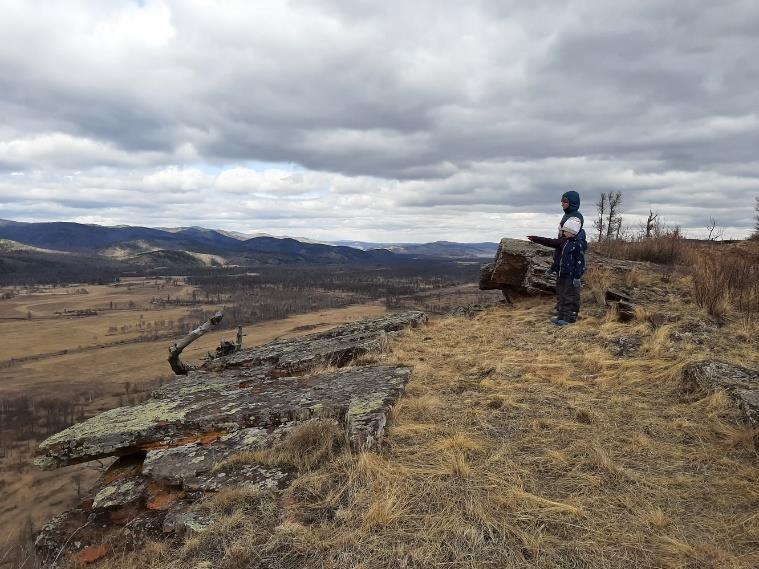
527, 217, 587, 325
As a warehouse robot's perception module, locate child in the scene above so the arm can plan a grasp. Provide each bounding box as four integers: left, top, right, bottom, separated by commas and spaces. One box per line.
527, 217, 587, 325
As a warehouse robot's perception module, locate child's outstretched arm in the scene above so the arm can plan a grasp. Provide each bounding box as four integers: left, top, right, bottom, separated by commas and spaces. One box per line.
527, 235, 565, 249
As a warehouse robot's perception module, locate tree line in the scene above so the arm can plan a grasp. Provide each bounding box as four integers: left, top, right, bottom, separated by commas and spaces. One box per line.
592, 191, 759, 243
187, 259, 477, 331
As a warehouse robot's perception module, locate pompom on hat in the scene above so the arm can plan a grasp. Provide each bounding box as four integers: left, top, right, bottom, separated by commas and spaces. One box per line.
560, 217, 582, 235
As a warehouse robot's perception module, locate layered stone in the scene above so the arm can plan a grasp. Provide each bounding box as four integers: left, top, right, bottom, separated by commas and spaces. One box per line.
683, 361, 759, 428
479, 238, 556, 295
33, 311, 426, 566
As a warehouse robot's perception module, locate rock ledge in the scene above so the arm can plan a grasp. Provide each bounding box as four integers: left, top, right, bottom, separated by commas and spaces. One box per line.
34, 311, 426, 566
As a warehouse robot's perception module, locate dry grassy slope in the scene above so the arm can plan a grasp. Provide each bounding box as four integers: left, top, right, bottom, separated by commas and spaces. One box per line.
106, 268, 758, 569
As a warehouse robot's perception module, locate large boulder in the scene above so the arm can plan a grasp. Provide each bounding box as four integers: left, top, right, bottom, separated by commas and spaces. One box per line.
479, 238, 652, 297
479, 238, 556, 295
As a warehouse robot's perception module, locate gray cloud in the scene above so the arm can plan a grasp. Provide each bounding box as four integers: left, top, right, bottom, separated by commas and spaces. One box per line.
0, 0, 757, 240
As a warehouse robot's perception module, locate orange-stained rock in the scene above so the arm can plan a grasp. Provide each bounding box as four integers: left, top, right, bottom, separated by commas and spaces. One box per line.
74, 544, 109, 564
146, 490, 183, 511
138, 430, 227, 452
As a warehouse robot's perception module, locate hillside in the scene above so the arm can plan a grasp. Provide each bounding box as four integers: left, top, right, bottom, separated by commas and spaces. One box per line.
0, 221, 495, 270
0, 239, 66, 254
0, 223, 410, 284
0, 220, 394, 269
21, 250, 759, 569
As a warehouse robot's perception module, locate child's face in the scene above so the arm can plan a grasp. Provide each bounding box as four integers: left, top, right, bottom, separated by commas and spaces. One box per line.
562, 230, 574, 238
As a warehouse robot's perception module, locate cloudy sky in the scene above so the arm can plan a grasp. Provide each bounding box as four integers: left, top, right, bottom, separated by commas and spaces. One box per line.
1, 0, 757, 242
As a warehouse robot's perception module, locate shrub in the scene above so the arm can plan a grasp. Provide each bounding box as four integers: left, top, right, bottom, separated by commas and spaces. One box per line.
691, 243, 759, 322
593, 229, 686, 265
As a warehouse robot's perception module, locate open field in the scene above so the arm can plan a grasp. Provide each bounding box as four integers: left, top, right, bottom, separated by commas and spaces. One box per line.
0, 280, 204, 365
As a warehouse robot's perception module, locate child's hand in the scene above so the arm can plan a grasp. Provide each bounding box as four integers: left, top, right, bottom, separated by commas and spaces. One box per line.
573, 278, 582, 288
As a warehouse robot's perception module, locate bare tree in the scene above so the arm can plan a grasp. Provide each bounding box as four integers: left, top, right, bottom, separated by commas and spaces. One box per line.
705, 217, 724, 241
168, 311, 224, 375
644, 209, 659, 238
753, 196, 759, 240
605, 191, 623, 240
593, 193, 607, 242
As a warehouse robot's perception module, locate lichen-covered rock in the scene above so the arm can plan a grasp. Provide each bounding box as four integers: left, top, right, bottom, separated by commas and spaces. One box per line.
183, 464, 294, 492
141, 424, 293, 484
683, 361, 759, 427
479, 238, 555, 295
37, 365, 411, 468
162, 510, 212, 538
446, 304, 488, 318
212, 310, 427, 370
34, 311, 425, 564
92, 477, 146, 509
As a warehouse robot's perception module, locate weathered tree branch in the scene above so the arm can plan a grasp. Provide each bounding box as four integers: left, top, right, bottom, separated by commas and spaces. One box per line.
168, 311, 224, 375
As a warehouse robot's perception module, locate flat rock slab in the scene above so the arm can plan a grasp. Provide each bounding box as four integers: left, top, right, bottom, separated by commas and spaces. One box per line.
142, 424, 293, 485
211, 310, 427, 370
683, 361, 759, 427
36, 311, 424, 469
37, 364, 411, 468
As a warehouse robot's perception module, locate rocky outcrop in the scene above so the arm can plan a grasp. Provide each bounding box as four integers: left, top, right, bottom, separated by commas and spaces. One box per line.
33, 311, 426, 567
479, 238, 555, 295
683, 362, 759, 428
479, 238, 652, 297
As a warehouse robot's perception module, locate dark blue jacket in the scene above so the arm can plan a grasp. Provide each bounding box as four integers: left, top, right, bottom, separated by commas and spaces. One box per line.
531, 228, 587, 279
559, 191, 584, 235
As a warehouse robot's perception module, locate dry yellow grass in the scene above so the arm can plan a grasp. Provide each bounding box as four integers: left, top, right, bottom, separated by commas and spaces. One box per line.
216, 419, 346, 473
98, 267, 759, 568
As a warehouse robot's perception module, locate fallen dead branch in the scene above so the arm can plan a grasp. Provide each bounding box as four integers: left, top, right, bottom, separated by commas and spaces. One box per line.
167, 311, 223, 375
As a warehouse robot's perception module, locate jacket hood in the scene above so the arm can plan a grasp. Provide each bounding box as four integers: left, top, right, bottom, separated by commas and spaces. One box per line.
561, 190, 581, 214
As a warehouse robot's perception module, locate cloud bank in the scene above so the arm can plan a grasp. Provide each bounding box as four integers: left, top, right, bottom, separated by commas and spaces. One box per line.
0, 0, 757, 240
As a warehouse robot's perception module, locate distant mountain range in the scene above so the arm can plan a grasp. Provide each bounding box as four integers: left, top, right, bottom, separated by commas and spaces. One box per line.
332, 240, 498, 258
0, 219, 498, 277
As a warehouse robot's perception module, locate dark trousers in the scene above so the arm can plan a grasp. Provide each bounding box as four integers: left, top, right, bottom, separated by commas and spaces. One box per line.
556, 278, 581, 322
